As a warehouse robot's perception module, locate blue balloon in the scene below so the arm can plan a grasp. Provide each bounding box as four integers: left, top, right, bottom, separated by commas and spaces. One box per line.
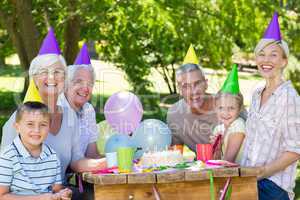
105, 134, 132, 153
131, 119, 172, 158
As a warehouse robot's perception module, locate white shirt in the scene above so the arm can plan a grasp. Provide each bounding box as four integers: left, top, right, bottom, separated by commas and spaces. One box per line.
213, 117, 245, 164
58, 93, 98, 155
241, 81, 300, 200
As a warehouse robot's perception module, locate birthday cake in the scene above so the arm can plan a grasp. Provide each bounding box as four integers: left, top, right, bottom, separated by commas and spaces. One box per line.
140, 150, 184, 167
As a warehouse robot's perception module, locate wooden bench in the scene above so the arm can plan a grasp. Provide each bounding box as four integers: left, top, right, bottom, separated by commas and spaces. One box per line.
82, 167, 259, 200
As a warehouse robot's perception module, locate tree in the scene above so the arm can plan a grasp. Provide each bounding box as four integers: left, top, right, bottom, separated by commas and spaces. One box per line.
0, 0, 82, 95
1, 0, 299, 96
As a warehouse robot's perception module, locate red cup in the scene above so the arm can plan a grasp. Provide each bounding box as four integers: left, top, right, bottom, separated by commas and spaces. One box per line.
196, 144, 213, 162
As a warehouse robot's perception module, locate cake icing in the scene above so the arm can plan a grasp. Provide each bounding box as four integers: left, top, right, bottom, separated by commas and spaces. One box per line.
140, 150, 184, 167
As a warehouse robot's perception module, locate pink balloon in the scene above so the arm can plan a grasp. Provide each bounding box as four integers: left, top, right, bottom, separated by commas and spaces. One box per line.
104, 92, 143, 134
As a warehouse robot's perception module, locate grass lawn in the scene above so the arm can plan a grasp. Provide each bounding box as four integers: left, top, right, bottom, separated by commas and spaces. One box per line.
0, 61, 299, 198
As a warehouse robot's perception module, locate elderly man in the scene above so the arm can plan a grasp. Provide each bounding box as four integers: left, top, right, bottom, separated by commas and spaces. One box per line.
167, 46, 247, 153
167, 61, 217, 152
58, 44, 100, 159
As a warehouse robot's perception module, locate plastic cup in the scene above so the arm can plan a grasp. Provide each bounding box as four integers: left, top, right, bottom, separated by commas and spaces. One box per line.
196, 144, 213, 162
105, 152, 118, 168
170, 144, 184, 154
117, 147, 134, 173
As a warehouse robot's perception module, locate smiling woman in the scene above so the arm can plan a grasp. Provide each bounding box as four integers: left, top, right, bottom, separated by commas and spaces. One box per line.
0, 28, 106, 200
241, 12, 300, 200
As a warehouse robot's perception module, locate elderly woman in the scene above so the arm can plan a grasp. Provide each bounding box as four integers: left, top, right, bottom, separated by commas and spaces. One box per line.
58, 45, 100, 158
241, 12, 300, 200
1, 29, 106, 187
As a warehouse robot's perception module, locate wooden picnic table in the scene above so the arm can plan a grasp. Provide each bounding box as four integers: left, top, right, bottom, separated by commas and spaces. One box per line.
82, 167, 259, 200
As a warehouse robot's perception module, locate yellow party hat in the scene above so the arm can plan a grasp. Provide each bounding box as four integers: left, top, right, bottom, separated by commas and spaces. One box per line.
23, 79, 43, 103
183, 44, 199, 65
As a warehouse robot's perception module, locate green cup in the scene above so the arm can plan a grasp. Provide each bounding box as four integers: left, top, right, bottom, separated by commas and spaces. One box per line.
117, 147, 135, 173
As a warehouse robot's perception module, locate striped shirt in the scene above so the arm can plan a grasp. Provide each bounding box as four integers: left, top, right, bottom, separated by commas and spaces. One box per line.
0, 136, 62, 195
241, 81, 300, 200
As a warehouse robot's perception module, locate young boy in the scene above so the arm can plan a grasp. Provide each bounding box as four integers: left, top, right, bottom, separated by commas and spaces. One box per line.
0, 102, 72, 200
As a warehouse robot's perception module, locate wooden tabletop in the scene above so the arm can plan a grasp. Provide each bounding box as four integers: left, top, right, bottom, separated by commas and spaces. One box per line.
83, 167, 259, 186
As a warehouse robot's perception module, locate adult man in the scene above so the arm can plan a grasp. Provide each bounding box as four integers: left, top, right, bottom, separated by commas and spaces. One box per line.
167, 45, 218, 152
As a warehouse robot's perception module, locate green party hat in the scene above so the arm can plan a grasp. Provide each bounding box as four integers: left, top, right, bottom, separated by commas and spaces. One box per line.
220, 64, 240, 95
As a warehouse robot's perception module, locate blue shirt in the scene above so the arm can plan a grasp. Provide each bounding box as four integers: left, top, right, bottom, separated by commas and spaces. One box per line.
0, 136, 62, 195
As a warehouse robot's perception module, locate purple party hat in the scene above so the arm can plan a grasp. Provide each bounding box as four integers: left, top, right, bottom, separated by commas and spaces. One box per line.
38, 27, 61, 55
263, 12, 281, 41
74, 43, 91, 65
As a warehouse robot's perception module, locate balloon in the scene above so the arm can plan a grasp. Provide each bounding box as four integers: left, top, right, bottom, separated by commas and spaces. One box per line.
105, 133, 132, 153
104, 92, 143, 135
96, 120, 118, 155
131, 119, 172, 158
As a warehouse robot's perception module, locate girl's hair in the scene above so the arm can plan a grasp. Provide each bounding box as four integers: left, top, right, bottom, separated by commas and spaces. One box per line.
215, 92, 244, 112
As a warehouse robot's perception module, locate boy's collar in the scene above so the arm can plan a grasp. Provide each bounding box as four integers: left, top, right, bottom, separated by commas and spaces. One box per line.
13, 136, 31, 158
13, 135, 47, 160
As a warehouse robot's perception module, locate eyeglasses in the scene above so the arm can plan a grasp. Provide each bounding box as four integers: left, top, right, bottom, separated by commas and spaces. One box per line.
178, 80, 206, 91
72, 79, 94, 88
36, 68, 65, 78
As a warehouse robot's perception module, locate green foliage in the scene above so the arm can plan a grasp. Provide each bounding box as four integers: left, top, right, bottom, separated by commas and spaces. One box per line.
0, 29, 14, 63
0, 65, 24, 77
1, 0, 300, 95
287, 69, 300, 94
0, 91, 18, 111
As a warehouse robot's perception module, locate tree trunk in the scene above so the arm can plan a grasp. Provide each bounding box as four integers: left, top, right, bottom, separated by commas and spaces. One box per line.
0, 10, 30, 70
0, 57, 5, 66
0, 0, 40, 96
161, 65, 175, 94
87, 40, 98, 59
15, 0, 40, 64
171, 64, 177, 94
63, 0, 81, 65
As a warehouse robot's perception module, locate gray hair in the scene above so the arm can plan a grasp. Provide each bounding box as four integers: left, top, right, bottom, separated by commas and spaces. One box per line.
65, 64, 96, 87
176, 63, 205, 77
254, 39, 289, 58
29, 54, 67, 77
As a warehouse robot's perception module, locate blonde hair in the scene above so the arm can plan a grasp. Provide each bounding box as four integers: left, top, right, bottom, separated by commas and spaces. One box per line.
254, 39, 289, 58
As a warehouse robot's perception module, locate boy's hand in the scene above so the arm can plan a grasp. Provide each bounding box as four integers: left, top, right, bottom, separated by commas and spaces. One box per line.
42, 193, 60, 200
59, 188, 72, 200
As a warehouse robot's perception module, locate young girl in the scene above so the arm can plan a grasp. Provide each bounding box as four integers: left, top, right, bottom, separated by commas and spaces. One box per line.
210, 65, 245, 164
212, 92, 245, 164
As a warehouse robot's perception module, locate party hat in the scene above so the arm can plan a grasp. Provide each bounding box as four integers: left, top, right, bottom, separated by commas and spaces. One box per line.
263, 12, 281, 41
183, 44, 199, 65
38, 27, 61, 55
74, 43, 91, 65
23, 79, 43, 103
220, 64, 240, 95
